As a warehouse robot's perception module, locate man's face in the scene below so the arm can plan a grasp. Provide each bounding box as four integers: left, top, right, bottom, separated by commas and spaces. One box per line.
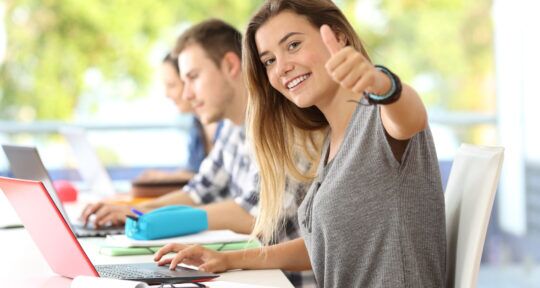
179, 44, 235, 124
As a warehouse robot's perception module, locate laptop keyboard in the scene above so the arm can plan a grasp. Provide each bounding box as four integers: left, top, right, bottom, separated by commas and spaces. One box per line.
96, 264, 171, 279
73, 223, 124, 237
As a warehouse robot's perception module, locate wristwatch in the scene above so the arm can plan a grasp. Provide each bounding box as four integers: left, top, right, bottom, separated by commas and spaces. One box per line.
363, 65, 402, 105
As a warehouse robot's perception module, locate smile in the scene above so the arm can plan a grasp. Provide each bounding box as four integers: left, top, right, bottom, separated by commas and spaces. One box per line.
286, 73, 311, 90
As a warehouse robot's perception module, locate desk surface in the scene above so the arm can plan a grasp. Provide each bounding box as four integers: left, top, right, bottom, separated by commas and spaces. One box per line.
0, 228, 293, 288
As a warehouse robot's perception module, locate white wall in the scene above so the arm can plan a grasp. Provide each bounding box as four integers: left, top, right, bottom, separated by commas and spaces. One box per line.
494, 0, 540, 235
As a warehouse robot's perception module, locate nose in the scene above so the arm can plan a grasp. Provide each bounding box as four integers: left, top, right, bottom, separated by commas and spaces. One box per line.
165, 89, 173, 100
163, 83, 173, 100
182, 82, 195, 102
277, 57, 294, 78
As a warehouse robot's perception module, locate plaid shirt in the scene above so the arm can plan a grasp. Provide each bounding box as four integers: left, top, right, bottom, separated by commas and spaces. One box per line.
183, 120, 317, 288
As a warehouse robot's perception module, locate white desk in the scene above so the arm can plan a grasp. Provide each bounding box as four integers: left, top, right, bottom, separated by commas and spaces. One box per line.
0, 228, 294, 288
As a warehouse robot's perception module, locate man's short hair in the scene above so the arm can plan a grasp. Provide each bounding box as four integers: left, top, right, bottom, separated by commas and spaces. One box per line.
173, 19, 242, 68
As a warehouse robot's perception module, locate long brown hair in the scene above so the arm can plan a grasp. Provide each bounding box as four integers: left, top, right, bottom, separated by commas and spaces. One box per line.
244, 0, 371, 244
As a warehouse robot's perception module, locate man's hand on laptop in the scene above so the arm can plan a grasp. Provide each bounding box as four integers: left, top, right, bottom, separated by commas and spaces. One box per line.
80, 202, 135, 228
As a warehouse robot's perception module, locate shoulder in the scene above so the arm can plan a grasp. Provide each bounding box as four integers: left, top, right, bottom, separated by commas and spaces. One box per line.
213, 120, 240, 144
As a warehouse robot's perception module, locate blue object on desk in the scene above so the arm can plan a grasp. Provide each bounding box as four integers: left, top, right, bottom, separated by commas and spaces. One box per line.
130, 208, 145, 217
125, 205, 208, 240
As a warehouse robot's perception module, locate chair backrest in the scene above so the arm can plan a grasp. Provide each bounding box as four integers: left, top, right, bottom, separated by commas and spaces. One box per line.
445, 144, 504, 288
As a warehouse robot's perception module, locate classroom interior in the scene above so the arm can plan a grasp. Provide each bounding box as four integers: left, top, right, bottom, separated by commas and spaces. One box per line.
1, 1, 539, 287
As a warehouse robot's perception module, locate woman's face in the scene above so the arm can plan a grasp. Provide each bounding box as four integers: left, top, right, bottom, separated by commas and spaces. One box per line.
255, 11, 341, 108
160, 62, 192, 113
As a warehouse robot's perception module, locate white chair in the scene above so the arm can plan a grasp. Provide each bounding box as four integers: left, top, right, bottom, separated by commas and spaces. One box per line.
445, 144, 504, 288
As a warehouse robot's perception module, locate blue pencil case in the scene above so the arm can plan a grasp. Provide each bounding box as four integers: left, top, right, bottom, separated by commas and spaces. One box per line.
125, 205, 208, 240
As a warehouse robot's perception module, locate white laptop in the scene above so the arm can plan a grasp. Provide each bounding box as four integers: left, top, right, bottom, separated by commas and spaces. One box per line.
60, 127, 116, 196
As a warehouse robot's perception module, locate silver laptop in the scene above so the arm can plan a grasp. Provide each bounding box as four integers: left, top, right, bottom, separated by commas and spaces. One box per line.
1, 144, 124, 237
60, 127, 116, 196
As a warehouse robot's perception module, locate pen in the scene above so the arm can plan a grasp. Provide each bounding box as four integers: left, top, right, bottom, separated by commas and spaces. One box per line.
131, 208, 144, 217
0, 224, 24, 230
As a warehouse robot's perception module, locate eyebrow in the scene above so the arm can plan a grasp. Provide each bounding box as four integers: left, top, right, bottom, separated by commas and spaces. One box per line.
182, 69, 197, 79
259, 32, 305, 58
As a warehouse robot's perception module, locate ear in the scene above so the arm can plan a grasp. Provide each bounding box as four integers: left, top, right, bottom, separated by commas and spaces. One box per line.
221, 52, 242, 79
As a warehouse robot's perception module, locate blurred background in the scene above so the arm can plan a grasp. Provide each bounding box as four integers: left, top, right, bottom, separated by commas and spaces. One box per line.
0, 0, 538, 286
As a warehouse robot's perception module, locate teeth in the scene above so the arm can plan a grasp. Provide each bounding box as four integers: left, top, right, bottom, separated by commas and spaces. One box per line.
287, 74, 309, 89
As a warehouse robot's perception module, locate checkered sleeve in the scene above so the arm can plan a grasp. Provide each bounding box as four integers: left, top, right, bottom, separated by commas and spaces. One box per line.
183, 122, 234, 205
233, 165, 260, 217
276, 159, 318, 288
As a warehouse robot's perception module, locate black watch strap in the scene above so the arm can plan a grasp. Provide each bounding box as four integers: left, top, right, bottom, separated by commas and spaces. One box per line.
363, 65, 402, 105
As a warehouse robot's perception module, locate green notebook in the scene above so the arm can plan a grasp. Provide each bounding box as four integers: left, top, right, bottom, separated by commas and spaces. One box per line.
99, 241, 261, 256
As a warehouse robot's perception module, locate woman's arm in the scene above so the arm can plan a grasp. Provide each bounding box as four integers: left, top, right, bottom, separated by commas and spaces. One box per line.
154, 237, 312, 273
226, 237, 312, 272
321, 25, 427, 140
379, 82, 427, 140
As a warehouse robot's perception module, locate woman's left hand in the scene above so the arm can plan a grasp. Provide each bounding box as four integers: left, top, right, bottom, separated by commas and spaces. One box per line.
320, 24, 390, 96
154, 243, 229, 273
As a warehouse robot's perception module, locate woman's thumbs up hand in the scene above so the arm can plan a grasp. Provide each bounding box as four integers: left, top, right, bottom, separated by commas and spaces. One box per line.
321, 24, 390, 96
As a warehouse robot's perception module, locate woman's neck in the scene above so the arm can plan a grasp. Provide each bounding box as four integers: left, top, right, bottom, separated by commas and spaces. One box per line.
316, 87, 358, 162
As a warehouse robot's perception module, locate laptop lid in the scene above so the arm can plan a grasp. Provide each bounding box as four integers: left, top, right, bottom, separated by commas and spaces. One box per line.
1, 145, 71, 223
1, 144, 124, 237
0, 176, 218, 283
0, 177, 98, 278
60, 128, 116, 196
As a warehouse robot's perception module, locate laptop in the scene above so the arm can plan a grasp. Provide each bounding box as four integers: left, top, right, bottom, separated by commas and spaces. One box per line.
60, 127, 116, 196
1, 144, 124, 237
0, 176, 218, 284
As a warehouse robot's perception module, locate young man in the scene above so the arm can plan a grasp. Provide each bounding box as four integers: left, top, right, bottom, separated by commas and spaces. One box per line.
132, 52, 222, 187
80, 19, 316, 287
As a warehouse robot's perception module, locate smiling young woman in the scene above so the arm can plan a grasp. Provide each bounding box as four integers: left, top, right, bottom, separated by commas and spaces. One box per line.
151, 1, 446, 287
245, 1, 445, 286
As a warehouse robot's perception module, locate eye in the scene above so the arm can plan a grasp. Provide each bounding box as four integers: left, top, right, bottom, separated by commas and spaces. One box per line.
288, 41, 301, 51
187, 73, 198, 81
262, 58, 275, 67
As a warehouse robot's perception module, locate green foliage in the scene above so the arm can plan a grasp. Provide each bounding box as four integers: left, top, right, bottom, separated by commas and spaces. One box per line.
361, 0, 494, 112
0, 0, 262, 120
0, 0, 494, 121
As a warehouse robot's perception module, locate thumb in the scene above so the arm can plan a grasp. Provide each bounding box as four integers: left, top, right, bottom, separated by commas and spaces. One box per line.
320, 24, 341, 55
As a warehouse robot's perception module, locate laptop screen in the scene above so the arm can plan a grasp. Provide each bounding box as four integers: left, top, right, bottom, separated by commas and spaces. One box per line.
1, 145, 71, 222
60, 128, 116, 196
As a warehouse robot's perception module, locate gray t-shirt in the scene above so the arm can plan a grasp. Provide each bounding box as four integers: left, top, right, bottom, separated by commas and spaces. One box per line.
298, 104, 446, 287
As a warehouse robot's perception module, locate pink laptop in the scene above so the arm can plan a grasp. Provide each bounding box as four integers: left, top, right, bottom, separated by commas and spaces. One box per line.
0, 176, 218, 284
